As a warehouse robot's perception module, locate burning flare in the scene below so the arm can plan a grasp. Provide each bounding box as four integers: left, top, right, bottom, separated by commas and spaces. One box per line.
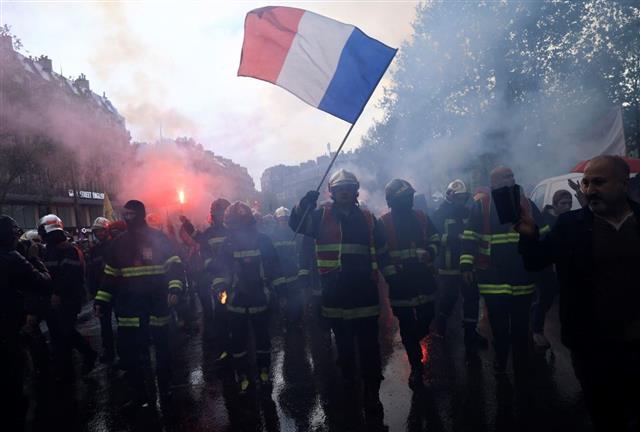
219, 291, 227, 305
178, 189, 185, 205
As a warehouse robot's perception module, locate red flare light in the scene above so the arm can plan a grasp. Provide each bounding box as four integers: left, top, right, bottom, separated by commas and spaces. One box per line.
178, 189, 185, 205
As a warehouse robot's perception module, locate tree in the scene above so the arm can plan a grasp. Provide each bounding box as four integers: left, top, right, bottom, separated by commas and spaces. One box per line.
362, 0, 640, 190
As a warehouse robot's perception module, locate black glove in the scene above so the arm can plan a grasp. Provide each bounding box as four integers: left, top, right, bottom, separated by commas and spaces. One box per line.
300, 190, 320, 211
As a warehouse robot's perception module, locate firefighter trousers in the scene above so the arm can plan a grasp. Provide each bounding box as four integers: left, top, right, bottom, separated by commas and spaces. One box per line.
228, 309, 271, 377
117, 315, 172, 398
47, 304, 96, 376
331, 316, 382, 386
435, 274, 479, 337
393, 302, 434, 372
198, 280, 214, 336
483, 294, 532, 373
284, 280, 304, 324
530, 278, 558, 334
98, 303, 115, 357
212, 296, 231, 356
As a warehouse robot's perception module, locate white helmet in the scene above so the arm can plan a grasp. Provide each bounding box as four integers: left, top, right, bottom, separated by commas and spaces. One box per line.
92, 217, 110, 230
328, 169, 359, 190
447, 179, 467, 194
20, 229, 42, 242
38, 214, 64, 234
274, 207, 291, 219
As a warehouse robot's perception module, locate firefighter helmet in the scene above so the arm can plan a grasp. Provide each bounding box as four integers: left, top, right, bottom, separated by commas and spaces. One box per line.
224, 201, 256, 229
385, 179, 415, 207
328, 169, 359, 191
20, 229, 41, 243
92, 217, 110, 230
446, 179, 467, 196
38, 214, 64, 234
274, 207, 291, 219
210, 198, 231, 215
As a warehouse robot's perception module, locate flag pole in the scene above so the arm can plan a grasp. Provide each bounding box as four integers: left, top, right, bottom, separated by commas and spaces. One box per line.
292, 121, 357, 238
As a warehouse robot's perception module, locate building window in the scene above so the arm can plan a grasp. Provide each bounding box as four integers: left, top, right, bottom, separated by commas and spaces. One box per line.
0, 204, 38, 229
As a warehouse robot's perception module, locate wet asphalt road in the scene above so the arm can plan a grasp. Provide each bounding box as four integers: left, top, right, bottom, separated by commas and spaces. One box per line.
26, 294, 593, 432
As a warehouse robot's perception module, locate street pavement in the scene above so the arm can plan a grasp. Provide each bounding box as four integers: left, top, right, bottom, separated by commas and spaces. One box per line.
25, 294, 593, 432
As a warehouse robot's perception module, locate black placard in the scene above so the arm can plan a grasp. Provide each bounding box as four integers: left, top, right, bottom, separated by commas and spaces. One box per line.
491, 184, 522, 225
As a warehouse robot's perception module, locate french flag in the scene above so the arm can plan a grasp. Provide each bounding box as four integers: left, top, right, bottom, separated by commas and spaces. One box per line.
238, 6, 397, 123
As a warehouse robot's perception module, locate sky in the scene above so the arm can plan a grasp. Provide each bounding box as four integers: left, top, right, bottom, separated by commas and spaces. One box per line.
1, 0, 418, 187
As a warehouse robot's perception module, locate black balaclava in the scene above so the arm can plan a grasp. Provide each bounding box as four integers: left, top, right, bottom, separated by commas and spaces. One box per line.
124, 200, 147, 230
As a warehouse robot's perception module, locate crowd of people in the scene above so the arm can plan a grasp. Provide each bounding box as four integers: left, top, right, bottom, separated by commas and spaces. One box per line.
1, 155, 638, 431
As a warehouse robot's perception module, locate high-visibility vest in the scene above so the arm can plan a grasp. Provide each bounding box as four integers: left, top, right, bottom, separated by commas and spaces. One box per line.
380, 210, 429, 266
475, 192, 531, 270
315, 203, 377, 276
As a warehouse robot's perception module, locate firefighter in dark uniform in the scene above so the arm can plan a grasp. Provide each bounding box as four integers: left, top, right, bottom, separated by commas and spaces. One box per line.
94, 200, 185, 407
432, 179, 485, 352
1, 215, 50, 430
88, 217, 115, 363
380, 179, 440, 390
290, 169, 396, 427
460, 167, 548, 378
212, 201, 284, 394
272, 206, 304, 324
40, 214, 97, 380
195, 198, 231, 360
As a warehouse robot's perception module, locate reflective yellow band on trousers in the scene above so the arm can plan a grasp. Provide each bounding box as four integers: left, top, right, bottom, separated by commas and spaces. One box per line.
117, 316, 140, 327
274, 241, 296, 247
479, 284, 535, 296
460, 254, 475, 265
168, 280, 184, 291
208, 237, 226, 246
150, 315, 171, 327
227, 304, 269, 314
390, 293, 436, 307
322, 305, 380, 320
95, 290, 112, 302
234, 249, 261, 258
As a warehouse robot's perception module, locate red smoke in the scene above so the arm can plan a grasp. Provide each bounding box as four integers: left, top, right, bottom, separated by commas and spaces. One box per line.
118, 142, 222, 230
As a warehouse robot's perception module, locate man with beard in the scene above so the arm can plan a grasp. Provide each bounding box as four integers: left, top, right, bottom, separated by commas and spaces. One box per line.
517, 155, 640, 430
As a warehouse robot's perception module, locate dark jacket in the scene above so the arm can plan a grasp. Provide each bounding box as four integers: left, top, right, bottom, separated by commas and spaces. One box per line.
196, 223, 228, 289
380, 209, 440, 306
519, 201, 640, 349
270, 223, 300, 280
87, 240, 109, 296
42, 239, 86, 309
212, 228, 283, 313
289, 201, 395, 320
95, 225, 185, 319
461, 197, 546, 296
432, 200, 468, 275
0, 248, 50, 334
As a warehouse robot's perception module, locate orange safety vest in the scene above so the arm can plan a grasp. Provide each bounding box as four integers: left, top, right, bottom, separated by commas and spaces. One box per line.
380, 210, 429, 266
315, 203, 378, 276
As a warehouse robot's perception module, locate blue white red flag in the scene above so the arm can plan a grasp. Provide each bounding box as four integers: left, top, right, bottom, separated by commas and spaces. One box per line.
238, 6, 397, 123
